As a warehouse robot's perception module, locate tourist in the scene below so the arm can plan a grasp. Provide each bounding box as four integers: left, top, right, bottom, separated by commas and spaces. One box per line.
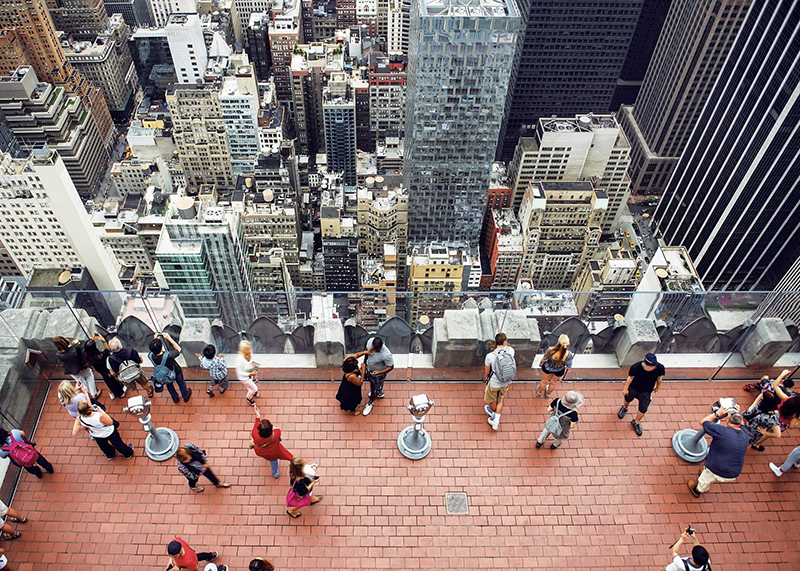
362, 336, 394, 417
175, 444, 232, 493
744, 369, 794, 396
236, 340, 260, 405
196, 344, 229, 397
617, 352, 665, 436
149, 333, 192, 404
769, 444, 800, 477
248, 558, 275, 571
483, 332, 517, 430
166, 538, 219, 571
286, 457, 322, 518
107, 337, 154, 398
773, 372, 800, 431
57, 379, 92, 418
336, 355, 364, 415
72, 400, 134, 461
0, 499, 28, 541
0, 427, 54, 479
250, 405, 293, 479
535, 390, 584, 450
742, 391, 782, 451
537, 334, 574, 398
84, 333, 125, 400
665, 529, 711, 571
52, 335, 101, 398
687, 407, 749, 497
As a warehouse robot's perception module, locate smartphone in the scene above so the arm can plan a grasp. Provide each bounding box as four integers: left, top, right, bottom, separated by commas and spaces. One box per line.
686, 525, 695, 536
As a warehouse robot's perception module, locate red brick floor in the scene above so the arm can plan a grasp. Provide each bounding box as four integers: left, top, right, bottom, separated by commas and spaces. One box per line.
3, 378, 800, 570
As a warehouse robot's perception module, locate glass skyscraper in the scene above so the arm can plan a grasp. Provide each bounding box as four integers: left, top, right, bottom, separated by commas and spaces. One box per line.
403, 0, 521, 249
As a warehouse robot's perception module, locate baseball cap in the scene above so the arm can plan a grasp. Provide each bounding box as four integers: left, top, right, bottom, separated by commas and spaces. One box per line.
644, 353, 658, 366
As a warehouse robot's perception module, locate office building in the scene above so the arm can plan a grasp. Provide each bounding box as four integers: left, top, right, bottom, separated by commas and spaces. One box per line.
356, 0, 377, 35
517, 181, 606, 289
369, 54, 405, 136
0, 109, 21, 158
353, 74, 371, 152
166, 13, 208, 84
654, 0, 800, 291
483, 208, 523, 291
109, 156, 173, 196
336, 0, 356, 28
156, 197, 255, 326
258, 105, 287, 151
166, 81, 235, 191
60, 15, 137, 120
386, 0, 408, 54
269, 0, 302, 103
498, 0, 642, 160
290, 41, 344, 155
408, 243, 475, 323
0, 0, 114, 145
104, 0, 153, 27
94, 204, 158, 274
216, 60, 261, 176
609, 0, 671, 110
320, 187, 359, 289
323, 71, 357, 185
0, 67, 109, 194
46, 0, 109, 41
232, 0, 272, 45
507, 114, 631, 233
312, 1, 336, 40
619, 0, 750, 195
246, 12, 271, 82
404, 0, 520, 249
573, 247, 638, 320
357, 183, 408, 286
129, 28, 175, 91
359, 246, 398, 330
149, 0, 196, 27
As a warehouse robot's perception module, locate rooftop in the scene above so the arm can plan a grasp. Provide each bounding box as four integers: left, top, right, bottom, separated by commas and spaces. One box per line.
421, 0, 518, 18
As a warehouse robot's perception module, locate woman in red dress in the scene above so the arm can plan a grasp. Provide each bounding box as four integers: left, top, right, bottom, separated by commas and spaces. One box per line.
250, 405, 293, 479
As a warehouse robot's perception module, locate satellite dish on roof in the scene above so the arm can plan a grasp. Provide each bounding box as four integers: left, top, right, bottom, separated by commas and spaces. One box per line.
58, 270, 72, 285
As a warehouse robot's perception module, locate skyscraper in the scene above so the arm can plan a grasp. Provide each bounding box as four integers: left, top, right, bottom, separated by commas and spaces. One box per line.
323, 72, 357, 186
404, 0, 520, 249
149, 0, 196, 27
166, 13, 208, 84
45, 0, 109, 41
609, 0, 671, 110
104, 0, 153, 27
0, 109, 20, 158
497, 0, 642, 160
619, 0, 750, 195
654, 0, 800, 291
246, 12, 271, 82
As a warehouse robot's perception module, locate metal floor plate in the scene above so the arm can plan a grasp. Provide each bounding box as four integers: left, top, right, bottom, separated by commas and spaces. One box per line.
445, 492, 469, 515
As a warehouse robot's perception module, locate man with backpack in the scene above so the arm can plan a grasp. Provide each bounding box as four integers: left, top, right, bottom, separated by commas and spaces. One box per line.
149, 332, 192, 404
483, 333, 517, 430
107, 337, 155, 398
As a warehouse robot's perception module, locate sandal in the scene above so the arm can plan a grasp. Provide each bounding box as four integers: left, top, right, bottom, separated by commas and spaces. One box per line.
1, 531, 21, 540
310, 496, 323, 505
751, 444, 765, 452
7, 516, 28, 524
286, 510, 301, 518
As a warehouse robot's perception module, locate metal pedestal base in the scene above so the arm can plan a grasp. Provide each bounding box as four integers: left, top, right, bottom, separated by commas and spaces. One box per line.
145, 427, 180, 462
398, 425, 432, 460
672, 428, 709, 463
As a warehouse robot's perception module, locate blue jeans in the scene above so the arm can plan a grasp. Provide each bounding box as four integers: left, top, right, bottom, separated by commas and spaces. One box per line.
270, 459, 279, 478
780, 445, 800, 472
164, 369, 190, 401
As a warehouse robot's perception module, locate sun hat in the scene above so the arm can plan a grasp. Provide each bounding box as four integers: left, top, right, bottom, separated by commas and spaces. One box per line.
561, 391, 584, 410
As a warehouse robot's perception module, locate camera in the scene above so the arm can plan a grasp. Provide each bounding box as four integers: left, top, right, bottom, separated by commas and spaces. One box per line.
686, 525, 695, 536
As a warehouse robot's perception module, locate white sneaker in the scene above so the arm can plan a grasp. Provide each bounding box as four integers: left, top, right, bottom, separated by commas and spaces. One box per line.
769, 463, 783, 477
109, 392, 116, 400
795, 461, 800, 469
488, 416, 499, 430
362, 402, 374, 416
122, 385, 128, 395
484, 405, 495, 418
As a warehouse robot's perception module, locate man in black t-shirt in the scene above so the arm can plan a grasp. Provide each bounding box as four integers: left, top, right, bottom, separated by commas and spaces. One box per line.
617, 352, 665, 436
149, 333, 192, 404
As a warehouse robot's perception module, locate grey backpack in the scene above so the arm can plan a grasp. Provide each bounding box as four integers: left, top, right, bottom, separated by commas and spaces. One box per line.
544, 401, 571, 436
491, 348, 517, 385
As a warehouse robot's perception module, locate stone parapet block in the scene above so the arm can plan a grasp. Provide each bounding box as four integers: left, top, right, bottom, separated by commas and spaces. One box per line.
614, 318, 660, 367
740, 318, 793, 367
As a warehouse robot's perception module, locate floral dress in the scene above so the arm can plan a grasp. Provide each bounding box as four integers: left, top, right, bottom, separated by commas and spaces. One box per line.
743, 410, 781, 445
177, 443, 207, 484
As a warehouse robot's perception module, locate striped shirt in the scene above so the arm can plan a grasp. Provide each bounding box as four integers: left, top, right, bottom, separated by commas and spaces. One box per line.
199, 355, 228, 380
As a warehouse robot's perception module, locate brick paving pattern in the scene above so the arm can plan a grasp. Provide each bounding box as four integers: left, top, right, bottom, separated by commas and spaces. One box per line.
2, 375, 799, 570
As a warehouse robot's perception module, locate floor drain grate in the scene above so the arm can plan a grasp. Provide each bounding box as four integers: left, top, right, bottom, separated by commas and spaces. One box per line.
445, 492, 469, 515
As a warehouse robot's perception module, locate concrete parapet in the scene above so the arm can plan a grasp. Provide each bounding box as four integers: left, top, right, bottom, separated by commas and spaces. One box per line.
179, 319, 214, 367
313, 318, 345, 367
432, 309, 481, 368
614, 318, 660, 367
740, 318, 793, 367
478, 309, 541, 367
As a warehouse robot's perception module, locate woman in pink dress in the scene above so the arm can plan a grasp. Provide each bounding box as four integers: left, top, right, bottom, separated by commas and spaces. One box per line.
286, 457, 322, 518
250, 405, 293, 479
